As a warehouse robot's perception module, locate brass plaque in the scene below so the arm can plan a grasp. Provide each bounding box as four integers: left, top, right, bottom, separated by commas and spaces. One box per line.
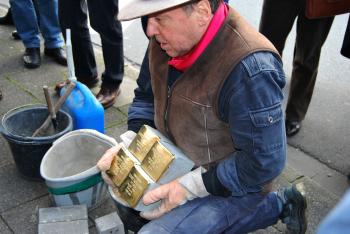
128, 125, 160, 162
141, 142, 174, 181
106, 148, 134, 187
118, 167, 149, 208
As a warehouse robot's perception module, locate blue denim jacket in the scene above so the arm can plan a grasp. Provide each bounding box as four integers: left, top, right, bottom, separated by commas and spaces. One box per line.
128, 50, 286, 197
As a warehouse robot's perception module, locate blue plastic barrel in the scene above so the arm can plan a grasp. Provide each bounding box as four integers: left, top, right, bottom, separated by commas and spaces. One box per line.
61, 81, 104, 133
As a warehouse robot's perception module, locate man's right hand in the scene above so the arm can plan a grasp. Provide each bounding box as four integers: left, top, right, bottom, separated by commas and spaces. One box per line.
97, 144, 122, 187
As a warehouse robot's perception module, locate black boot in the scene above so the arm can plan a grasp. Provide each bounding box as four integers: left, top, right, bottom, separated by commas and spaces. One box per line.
23, 48, 41, 69
0, 8, 13, 25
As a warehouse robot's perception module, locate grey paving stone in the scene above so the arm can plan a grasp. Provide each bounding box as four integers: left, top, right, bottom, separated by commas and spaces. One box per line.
118, 104, 130, 116
95, 211, 124, 234
0, 135, 14, 167
89, 197, 117, 222
105, 124, 128, 143
2, 195, 51, 234
38, 220, 88, 234
105, 106, 127, 129
0, 217, 12, 234
287, 146, 326, 178
7, 62, 67, 103
312, 170, 349, 198
0, 76, 38, 116
39, 205, 87, 223
0, 163, 47, 213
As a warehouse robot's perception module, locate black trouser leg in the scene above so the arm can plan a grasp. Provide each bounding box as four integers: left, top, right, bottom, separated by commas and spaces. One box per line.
58, 0, 97, 80
260, 0, 334, 121
88, 0, 124, 86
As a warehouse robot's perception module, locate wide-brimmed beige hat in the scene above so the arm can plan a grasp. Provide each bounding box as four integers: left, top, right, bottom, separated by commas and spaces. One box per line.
117, 0, 193, 21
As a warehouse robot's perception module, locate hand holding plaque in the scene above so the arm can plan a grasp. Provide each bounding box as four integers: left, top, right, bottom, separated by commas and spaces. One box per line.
101, 125, 194, 211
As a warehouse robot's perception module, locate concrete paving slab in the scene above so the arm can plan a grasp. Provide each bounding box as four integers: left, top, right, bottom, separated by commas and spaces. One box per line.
118, 104, 130, 116
105, 123, 128, 143
0, 163, 47, 213
2, 195, 51, 234
39, 220, 88, 234
0, 217, 12, 234
105, 106, 127, 129
312, 171, 349, 198
287, 146, 328, 179
39, 205, 88, 223
0, 75, 38, 116
95, 211, 124, 234
0, 134, 14, 167
89, 196, 117, 222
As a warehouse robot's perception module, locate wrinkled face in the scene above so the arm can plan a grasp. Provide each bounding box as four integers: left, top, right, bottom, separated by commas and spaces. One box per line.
147, 1, 212, 57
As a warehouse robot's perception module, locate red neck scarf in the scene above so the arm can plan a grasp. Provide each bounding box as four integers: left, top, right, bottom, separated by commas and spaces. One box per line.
168, 3, 228, 71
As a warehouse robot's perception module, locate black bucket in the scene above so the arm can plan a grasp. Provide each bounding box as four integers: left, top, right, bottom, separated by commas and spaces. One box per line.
0, 104, 73, 180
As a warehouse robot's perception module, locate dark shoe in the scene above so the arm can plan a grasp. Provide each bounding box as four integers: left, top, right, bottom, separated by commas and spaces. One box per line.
279, 185, 307, 234
0, 8, 13, 25
55, 77, 99, 95
285, 120, 301, 137
23, 48, 41, 69
12, 30, 21, 40
96, 84, 121, 109
44, 47, 67, 66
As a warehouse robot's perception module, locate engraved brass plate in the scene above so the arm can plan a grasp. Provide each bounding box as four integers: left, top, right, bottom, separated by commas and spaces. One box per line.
106, 148, 134, 187
118, 167, 149, 208
128, 125, 160, 162
141, 141, 174, 181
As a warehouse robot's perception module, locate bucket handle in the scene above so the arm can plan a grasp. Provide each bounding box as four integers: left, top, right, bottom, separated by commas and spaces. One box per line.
47, 173, 103, 195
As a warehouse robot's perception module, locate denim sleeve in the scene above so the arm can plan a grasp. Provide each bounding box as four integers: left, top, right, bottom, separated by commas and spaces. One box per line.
203, 52, 287, 196
127, 48, 155, 132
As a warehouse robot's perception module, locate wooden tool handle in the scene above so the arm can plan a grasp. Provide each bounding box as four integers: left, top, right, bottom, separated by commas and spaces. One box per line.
32, 82, 76, 137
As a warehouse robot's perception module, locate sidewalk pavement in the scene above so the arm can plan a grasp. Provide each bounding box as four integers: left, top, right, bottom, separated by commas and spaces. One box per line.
0, 10, 348, 234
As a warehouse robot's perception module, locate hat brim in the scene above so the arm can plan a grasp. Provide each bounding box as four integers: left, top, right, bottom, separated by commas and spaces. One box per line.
117, 0, 192, 21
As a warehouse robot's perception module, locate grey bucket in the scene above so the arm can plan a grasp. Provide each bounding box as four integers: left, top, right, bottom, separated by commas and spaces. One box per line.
40, 129, 117, 209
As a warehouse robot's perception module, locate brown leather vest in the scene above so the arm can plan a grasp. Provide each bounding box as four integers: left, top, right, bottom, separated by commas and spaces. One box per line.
149, 8, 279, 166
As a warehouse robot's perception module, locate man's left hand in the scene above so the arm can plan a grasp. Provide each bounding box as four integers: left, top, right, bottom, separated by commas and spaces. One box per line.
140, 180, 189, 220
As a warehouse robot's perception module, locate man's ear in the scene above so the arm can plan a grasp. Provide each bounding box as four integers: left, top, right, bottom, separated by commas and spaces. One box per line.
194, 0, 212, 26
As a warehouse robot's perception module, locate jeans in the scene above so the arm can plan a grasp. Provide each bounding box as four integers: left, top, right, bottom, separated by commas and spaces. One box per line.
58, 0, 124, 85
139, 192, 280, 234
10, 0, 63, 49
259, 0, 334, 122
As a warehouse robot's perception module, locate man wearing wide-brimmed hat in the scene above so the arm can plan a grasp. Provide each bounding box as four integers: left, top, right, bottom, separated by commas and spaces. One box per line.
101, 0, 307, 233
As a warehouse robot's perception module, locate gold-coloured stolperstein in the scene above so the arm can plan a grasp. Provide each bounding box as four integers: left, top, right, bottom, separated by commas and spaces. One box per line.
141, 141, 175, 181
118, 167, 150, 208
128, 125, 160, 162
106, 147, 135, 187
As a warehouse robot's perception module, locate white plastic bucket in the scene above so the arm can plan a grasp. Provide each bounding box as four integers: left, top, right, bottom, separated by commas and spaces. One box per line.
40, 129, 117, 209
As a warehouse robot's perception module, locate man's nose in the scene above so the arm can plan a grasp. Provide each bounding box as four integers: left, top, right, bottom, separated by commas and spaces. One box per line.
146, 19, 158, 37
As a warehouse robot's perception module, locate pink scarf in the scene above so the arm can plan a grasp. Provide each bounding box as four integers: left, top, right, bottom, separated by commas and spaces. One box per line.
168, 3, 228, 71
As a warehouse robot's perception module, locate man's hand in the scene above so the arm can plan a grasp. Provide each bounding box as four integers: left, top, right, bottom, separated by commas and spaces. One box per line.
97, 144, 122, 187
140, 180, 189, 220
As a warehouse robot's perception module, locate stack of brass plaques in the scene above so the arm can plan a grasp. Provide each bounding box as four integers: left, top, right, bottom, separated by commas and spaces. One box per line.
108, 125, 175, 208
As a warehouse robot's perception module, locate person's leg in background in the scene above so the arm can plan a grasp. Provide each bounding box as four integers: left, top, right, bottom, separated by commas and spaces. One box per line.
88, 0, 124, 108
10, 0, 41, 68
56, 0, 99, 91
36, 0, 66, 66
259, 0, 298, 55
285, 2, 334, 136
